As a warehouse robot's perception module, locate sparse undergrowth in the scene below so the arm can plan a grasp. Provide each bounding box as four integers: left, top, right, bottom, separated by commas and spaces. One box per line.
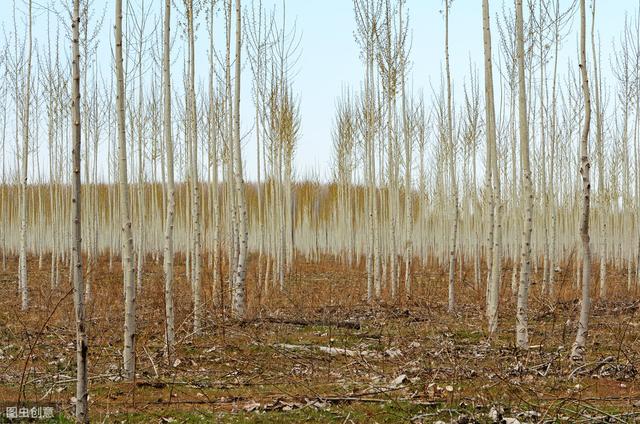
1, 255, 640, 423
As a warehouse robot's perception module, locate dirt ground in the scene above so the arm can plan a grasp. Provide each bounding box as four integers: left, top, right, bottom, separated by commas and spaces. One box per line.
1, 254, 640, 423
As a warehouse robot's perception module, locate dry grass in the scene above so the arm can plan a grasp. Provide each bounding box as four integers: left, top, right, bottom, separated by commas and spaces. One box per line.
1, 254, 639, 422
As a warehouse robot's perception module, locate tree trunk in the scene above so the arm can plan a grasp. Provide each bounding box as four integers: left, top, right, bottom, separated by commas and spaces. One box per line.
19, 0, 33, 311
571, 0, 593, 362
515, 0, 533, 349
185, 0, 202, 335
482, 0, 501, 336
232, 0, 247, 318
115, 0, 137, 379
445, 0, 459, 313
71, 1, 88, 419
162, 0, 176, 365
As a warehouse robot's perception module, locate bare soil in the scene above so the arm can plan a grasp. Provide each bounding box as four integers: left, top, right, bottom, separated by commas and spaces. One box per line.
1, 255, 639, 422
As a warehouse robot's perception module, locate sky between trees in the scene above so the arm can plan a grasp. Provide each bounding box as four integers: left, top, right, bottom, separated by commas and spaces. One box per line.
1, 0, 638, 181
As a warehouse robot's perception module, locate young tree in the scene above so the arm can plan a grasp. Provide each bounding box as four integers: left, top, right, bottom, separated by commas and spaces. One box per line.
246, 0, 265, 295
547, 0, 574, 300
399, 2, 413, 299
19, 0, 33, 311
376, 0, 406, 300
571, 0, 593, 362
184, 0, 202, 335
332, 90, 356, 267
231, 0, 247, 318
482, 0, 501, 335
162, 0, 176, 364
444, 0, 459, 313
71, 0, 88, 420
591, 1, 606, 298
115, 0, 137, 379
133, 1, 151, 295
515, 0, 534, 349
353, 0, 382, 301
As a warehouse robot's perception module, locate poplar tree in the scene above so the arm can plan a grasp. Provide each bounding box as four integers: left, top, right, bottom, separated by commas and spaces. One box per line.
353, 0, 382, 301
444, 0, 459, 313
515, 0, 533, 349
571, 0, 593, 362
19, 0, 33, 311
162, 0, 176, 364
232, 0, 248, 318
482, 0, 501, 335
115, 0, 137, 379
184, 0, 202, 334
71, 0, 88, 419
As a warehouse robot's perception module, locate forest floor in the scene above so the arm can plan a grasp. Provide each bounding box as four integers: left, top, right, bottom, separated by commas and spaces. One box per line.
1, 255, 640, 423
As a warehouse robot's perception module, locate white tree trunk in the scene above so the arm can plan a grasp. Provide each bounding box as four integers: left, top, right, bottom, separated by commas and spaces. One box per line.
115, 0, 137, 379
162, 0, 176, 364
19, 0, 33, 311
185, 0, 202, 335
515, 0, 533, 349
482, 0, 501, 336
571, 0, 593, 362
445, 0, 459, 313
232, 0, 247, 318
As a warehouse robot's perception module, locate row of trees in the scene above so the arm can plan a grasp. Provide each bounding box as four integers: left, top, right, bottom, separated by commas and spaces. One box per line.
0, 0, 634, 420
337, 0, 599, 355
3, 0, 257, 420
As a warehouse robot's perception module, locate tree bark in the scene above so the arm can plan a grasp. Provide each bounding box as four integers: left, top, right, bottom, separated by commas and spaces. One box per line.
71, 0, 88, 419
571, 0, 593, 362
115, 0, 137, 379
445, 0, 459, 313
482, 0, 501, 336
19, 0, 33, 311
185, 0, 202, 335
162, 0, 176, 364
232, 0, 247, 318
515, 0, 533, 349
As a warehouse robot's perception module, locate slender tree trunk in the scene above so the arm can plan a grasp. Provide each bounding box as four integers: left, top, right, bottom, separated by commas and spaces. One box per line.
232, 0, 247, 318
445, 0, 459, 313
539, 1, 550, 297
19, 0, 33, 311
208, 1, 221, 308
115, 0, 137, 379
548, 2, 560, 300
482, 0, 501, 336
224, 0, 236, 312
162, 0, 176, 365
71, 1, 88, 419
591, 0, 606, 299
515, 0, 533, 349
571, 0, 593, 362
400, 8, 412, 300
185, 0, 202, 335
135, 9, 146, 295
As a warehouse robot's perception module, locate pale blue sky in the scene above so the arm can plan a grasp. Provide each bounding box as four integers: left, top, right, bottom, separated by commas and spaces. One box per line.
2, 0, 639, 182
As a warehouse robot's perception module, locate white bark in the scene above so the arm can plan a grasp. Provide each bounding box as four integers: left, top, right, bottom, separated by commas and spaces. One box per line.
19, 0, 33, 311
232, 0, 247, 318
162, 0, 176, 364
445, 0, 459, 313
571, 0, 593, 362
482, 0, 501, 336
115, 0, 137, 379
515, 0, 533, 349
185, 0, 202, 335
